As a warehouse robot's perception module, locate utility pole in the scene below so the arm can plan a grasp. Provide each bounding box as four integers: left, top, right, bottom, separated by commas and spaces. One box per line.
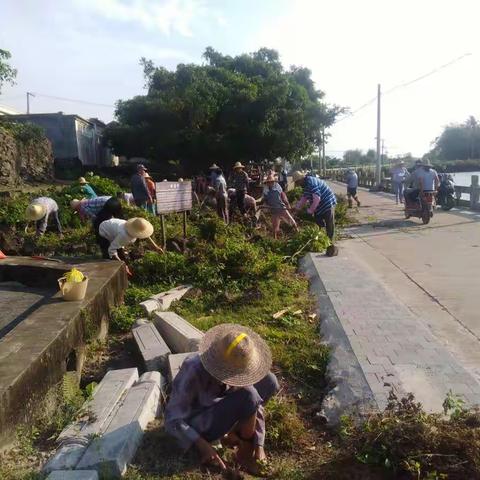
376, 84, 381, 186
26, 92, 35, 114
322, 126, 326, 176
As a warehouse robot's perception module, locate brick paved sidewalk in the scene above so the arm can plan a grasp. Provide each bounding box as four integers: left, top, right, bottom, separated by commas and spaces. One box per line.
303, 251, 480, 417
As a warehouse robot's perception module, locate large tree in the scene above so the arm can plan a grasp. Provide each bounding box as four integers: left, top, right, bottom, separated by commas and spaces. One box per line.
0, 49, 17, 94
430, 116, 480, 160
107, 48, 340, 174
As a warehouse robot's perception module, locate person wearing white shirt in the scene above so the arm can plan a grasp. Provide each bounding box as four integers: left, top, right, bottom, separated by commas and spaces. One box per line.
98, 217, 163, 271
390, 161, 409, 204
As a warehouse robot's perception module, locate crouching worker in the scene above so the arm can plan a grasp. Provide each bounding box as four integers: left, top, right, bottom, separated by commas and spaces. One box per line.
97, 217, 163, 274
25, 197, 62, 237
165, 324, 279, 475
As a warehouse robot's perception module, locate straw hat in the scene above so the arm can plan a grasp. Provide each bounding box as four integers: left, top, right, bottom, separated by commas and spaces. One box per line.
25, 203, 47, 221
233, 162, 245, 170
199, 323, 272, 387
78, 177, 88, 185
70, 199, 81, 209
263, 173, 276, 183
209, 163, 220, 170
292, 170, 307, 183
125, 217, 154, 239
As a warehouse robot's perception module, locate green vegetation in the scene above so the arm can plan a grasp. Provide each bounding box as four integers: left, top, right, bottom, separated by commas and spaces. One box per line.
107, 48, 342, 176
0, 48, 17, 93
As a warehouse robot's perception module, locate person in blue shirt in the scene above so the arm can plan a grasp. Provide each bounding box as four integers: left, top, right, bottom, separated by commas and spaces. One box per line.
345, 169, 361, 208
292, 171, 338, 255
78, 177, 97, 199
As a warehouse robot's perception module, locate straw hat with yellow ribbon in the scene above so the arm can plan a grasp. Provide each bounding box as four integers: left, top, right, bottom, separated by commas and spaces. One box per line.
199, 323, 272, 387
125, 217, 154, 239
25, 203, 47, 221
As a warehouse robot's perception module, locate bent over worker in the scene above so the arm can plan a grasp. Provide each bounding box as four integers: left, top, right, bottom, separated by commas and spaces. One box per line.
292, 171, 338, 255
165, 323, 279, 476
25, 197, 62, 237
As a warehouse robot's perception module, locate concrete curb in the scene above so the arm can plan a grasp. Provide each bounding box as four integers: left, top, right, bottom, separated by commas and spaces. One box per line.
132, 322, 171, 372
300, 253, 377, 425
140, 285, 192, 315
47, 471, 98, 480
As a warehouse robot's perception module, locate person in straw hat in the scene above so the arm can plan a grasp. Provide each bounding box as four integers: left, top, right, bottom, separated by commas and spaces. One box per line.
229, 161, 250, 216
209, 163, 220, 187
292, 171, 338, 256
165, 323, 279, 475
78, 177, 97, 199
97, 216, 163, 267
257, 173, 298, 238
25, 197, 62, 237
70, 196, 111, 221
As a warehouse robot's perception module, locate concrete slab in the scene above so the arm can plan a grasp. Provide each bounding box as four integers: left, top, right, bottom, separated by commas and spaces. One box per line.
140, 285, 192, 314
168, 352, 195, 381
44, 368, 139, 473
132, 322, 171, 371
153, 311, 203, 353
77, 371, 161, 478
47, 471, 98, 480
0, 257, 128, 449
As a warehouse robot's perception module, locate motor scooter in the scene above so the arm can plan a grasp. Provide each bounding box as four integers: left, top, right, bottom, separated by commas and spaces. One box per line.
437, 179, 455, 210
404, 190, 435, 224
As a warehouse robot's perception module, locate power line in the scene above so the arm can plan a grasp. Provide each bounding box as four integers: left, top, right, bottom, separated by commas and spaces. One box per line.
335, 53, 473, 124
30, 92, 115, 108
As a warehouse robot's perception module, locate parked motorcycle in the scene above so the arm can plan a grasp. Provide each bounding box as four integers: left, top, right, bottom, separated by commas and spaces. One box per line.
405, 191, 435, 224
437, 179, 456, 210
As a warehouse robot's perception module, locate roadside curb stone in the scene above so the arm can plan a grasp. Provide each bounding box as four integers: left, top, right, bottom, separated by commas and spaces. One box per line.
47, 471, 98, 480
140, 285, 192, 314
77, 371, 161, 478
132, 322, 171, 372
153, 311, 203, 353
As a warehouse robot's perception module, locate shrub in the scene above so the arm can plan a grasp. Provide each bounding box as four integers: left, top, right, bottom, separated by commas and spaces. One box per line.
110, 304, 142, 332
283, 225, 330, 259
286, 186, 303, 204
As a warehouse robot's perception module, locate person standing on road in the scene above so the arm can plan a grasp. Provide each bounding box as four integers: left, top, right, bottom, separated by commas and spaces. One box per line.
25, 197, 62, 237
345, 169, 361, 208
390, 161, 408, 204
258, 174, 298, 238
230, 162, 250, 216
164, 323, 279, 476
292, 171, 338, 255
78, 177, 97, 199
130, 164, 151, 210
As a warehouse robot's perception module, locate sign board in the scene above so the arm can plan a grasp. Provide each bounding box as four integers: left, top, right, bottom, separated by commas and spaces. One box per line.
155, 181, 192, 215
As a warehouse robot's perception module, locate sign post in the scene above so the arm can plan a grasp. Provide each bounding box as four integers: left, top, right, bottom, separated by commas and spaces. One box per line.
155, 181, 192, 250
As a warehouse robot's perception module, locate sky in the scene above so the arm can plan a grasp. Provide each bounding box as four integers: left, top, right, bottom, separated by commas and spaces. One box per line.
0, 0, 479, 158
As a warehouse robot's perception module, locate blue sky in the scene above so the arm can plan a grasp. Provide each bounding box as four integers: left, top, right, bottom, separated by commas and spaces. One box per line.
1, 0, 479, 157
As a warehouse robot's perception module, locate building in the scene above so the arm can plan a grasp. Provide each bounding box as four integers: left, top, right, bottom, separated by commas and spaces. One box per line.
6, 113, 116, 176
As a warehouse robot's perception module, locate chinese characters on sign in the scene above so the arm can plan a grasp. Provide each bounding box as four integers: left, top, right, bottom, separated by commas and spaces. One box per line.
155, 181, 192, 215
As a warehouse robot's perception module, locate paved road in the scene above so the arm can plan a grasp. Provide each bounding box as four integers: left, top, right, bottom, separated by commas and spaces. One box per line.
306, 183, 480, 414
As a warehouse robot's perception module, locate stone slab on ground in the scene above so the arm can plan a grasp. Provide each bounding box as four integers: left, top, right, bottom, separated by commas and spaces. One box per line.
153, 311, 203, 353
47, 471, 98, 480
132, 322, 171, 372
168, 352, 194, 381
43, 368, 139, 473
77, 371, 161, 478
140, 285, 192, 314
303, 251, 480, 421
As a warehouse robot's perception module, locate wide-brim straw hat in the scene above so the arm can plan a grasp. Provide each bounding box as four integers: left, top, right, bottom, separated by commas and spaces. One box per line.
199, 323, 272, 387
292, 170, 306, 183
70, 199, 81, 209
78, 177, 88, 184
26, 203, 47, 221
125, 217, 154, 239
263, 174, 276, 183
233, 162, 245, 170
209, 163, 220, 170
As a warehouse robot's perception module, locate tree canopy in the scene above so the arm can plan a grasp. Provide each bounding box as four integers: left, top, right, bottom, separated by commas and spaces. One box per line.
107, 47, 340, 175
343, 148, 377, 165
0, 49, 17, 94
429, 116, 480, 161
